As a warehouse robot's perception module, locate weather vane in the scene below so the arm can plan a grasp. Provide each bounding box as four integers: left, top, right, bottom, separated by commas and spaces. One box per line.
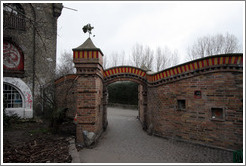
82, 23, 95, 38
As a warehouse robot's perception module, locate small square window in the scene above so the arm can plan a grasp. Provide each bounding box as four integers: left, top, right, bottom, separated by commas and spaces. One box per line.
194, 90, 202, 99
211, 108, 224, 120
177, 100, 186, 110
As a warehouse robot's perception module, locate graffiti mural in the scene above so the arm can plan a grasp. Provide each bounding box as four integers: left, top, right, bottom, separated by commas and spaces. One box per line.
26, 92, 33, 109
3, 41, 24, 71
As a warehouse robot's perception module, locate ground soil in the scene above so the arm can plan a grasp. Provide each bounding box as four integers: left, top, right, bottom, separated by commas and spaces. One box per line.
3, 119, 76, 163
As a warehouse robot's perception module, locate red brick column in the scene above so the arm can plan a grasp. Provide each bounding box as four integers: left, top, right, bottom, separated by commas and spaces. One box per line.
102, 86, 108, 131
138, 84, 148, 130
73, 38, 104, 145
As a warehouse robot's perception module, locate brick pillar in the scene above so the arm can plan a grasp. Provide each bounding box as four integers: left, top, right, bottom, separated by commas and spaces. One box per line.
138, 84, 148, 130
102, 86, 108, 131
73, 38, 104, 145
142, 86, 148, 128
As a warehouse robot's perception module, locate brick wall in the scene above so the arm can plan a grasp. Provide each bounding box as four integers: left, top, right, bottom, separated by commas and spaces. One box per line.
102, 86, 108, 130
75, 75, 104, 143
138, 84, 149, 129
55, 74, 77, 118
148, 70, 243, 150
138, 85, 144, 124
57, 49, 242, 150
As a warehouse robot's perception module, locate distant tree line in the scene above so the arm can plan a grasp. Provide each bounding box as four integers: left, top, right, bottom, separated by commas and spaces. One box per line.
107, 81, 138, 105
103, 32, 241, 72
187, 32, 241, 61
55, 32, 242, 107
57, 32, 241, 77
103, 44, 179, 72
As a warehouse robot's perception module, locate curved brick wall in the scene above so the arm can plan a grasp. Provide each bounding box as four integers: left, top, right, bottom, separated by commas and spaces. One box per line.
56, 53, 243, 150
148, 53, 243, 86
102, 53, 243, 150
104, 66, 147, 86
103, 54, 243, 86
148, 71, 243, 150
146, 54, 243, 151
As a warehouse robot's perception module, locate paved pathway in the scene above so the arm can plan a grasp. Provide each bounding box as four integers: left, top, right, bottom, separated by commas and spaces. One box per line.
79, 107, 233, 163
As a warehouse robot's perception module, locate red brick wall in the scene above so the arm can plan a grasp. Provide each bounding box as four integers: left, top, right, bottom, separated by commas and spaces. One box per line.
95, 76, 104, 133
102, 86, 108, 130
76, 76, 103, 130
55, 74, 104, 135
138, 84, 149, 129
148, 70, 243, 150
74, 75, 104, 143
56, 53, 243, 150
138, 85, 144, 124
55, 74, 77, 118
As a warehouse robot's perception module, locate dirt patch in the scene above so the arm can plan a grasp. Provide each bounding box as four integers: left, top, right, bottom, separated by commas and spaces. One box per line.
3, 120, 76, 163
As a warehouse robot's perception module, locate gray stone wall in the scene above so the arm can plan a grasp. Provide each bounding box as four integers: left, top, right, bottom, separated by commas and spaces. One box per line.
3, 3, 63, 116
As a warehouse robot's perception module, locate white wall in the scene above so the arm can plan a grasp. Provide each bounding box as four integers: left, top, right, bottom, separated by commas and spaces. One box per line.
3, 77, 33, 118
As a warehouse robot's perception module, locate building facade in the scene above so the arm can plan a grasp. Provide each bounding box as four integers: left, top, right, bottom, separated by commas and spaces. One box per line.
3, 3, 63, 118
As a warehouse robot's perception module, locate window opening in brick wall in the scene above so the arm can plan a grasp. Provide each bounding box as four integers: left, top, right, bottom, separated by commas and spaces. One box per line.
211, 108, 224, 120
194, 90, 202, 99
3, 83, 23, 108
177, 100, 186, 110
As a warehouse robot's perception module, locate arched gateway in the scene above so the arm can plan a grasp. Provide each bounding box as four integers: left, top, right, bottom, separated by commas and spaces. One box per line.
55, 38, 243, 151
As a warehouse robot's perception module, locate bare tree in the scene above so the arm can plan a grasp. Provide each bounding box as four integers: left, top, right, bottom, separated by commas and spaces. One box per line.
223, 33, 241, 53
103, 55, 108, 69
56, 51, 75, 78
169, 49, 179, 67
111, 52, 119, 67
155, 47, 180, 71
104, 51, 129, 69
131, 43, 143, 68
142, 46, 154, 70
155, 47, 170, 72
131, 43, 154, 70
187, 33, 241, 60
120, 51, 125, 66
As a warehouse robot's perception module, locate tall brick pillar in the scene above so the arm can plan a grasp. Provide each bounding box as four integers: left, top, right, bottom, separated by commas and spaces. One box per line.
138, 85, 148, 130
73, 38, 104, 145
102, 86, 108, 131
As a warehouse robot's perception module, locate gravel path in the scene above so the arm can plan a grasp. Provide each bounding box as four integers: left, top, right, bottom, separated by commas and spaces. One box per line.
79, 107, 233, 163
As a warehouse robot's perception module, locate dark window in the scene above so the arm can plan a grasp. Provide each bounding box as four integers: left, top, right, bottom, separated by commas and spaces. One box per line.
3, 3, 26, 30
3, 83, 23, 108
177, 100, 186, 110
211, 108, 224, 120
194, 90, 202, 99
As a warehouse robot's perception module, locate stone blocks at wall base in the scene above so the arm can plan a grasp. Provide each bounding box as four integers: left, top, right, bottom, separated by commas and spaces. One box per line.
76, 123, 103, 146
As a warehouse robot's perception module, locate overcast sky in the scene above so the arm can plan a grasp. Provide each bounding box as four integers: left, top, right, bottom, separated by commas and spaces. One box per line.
57, 1, 244, 67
